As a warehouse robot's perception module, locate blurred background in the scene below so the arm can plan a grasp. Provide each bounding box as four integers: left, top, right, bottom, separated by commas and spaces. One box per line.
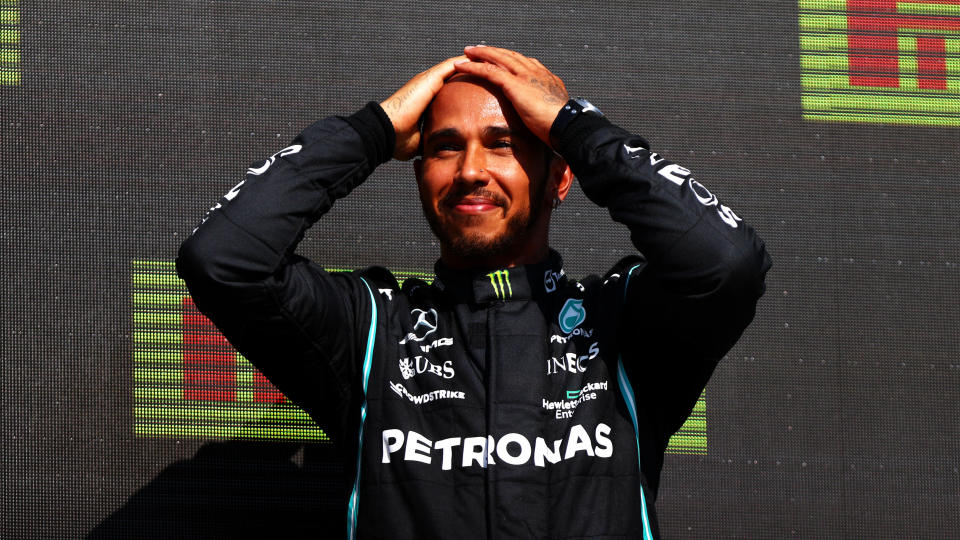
2, 1, 958, 538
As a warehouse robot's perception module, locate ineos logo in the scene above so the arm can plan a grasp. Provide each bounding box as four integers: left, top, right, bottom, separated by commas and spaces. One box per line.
399, 309, 438, 344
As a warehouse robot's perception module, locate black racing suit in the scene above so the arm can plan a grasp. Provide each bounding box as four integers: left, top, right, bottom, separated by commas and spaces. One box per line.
177, 102, 771, 539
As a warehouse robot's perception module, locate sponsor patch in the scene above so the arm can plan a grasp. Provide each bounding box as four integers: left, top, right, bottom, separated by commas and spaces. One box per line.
542, 381, 609, 420
399, 308, 438, 344
398, 355, 454, 380
544, 269, 565, 293
558, 298, 586, 333
381, 423, 613, 470
388, 380, 465, 405
546, 342, 599, 375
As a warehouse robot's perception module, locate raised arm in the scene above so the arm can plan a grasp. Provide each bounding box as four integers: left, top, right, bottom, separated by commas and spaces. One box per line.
455, 45, 771, 438
557, 109, 771, 437
175, 56, 464, 437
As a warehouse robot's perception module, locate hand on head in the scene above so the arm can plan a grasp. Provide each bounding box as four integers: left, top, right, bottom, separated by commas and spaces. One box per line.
381, 55, 468, 161
454, 46, 568, 147
381, 47, 568, 160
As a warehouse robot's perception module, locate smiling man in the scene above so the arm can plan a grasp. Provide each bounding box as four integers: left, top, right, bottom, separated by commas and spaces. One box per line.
177, 46, 771, 539
414, 72, 569, 269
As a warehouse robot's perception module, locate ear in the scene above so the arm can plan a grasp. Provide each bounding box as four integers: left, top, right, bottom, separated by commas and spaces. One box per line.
550, 156, 574, 203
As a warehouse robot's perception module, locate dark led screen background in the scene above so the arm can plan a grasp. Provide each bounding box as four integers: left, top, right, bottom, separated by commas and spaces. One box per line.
3, 1, 958, 538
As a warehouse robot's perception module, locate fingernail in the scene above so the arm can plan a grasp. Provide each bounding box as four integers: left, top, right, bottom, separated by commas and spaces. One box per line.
454, 59, 470, 65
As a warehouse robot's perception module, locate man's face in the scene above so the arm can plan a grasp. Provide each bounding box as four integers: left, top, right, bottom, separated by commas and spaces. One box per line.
416, 76, 553, 264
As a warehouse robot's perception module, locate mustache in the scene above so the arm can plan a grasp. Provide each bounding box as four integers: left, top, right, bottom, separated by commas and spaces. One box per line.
441, 188, 507, 208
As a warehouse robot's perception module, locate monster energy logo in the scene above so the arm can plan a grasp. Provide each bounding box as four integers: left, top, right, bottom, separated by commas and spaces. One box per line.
487, 270, 513, 299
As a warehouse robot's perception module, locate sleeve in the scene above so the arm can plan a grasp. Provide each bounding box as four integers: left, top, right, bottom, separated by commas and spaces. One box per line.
175, 102, 396, 441
553, 110, 772, 442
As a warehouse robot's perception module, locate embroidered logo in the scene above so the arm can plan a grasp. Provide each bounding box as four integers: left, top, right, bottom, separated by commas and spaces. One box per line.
487, 270, 513, 300
399, 308, 438, 344
399, 358, 415, 379
558, 298, 586, 334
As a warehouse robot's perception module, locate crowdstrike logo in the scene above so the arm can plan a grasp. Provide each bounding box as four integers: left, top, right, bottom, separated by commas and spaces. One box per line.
389, 380, 465, 405
558, 298, 586, 333
399, 308, 438, 344
381, 423, 613, 470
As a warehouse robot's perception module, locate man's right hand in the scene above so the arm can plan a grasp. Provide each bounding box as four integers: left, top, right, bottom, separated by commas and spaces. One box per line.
381, 55, 467, 161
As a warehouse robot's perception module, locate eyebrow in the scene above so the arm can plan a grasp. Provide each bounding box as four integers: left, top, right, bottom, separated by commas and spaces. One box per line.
424, 125, 519, 145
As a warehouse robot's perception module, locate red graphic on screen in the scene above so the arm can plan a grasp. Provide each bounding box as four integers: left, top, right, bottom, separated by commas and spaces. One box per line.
182, 297, 284, 403
848, 0, 960, 89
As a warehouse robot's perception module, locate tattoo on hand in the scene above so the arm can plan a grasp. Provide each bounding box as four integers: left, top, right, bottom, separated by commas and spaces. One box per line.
387, 87, 416, 112
529, 77, 566, 105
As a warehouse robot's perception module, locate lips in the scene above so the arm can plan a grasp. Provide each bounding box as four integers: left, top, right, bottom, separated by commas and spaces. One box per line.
453, 197, 499, 213
442, 189, 506, 215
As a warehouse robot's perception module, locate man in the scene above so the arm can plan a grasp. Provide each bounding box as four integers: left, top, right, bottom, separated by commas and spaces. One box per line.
177, 46, 771, 539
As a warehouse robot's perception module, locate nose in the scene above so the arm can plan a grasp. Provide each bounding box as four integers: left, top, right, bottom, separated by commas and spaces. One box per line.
456, 144, 488, 184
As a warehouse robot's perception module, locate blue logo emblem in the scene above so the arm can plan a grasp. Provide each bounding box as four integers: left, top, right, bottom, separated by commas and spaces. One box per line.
558, 298, 586, 334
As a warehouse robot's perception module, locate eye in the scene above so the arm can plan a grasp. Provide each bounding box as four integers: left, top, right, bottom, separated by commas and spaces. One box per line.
430, 142, 461, 154
490, 139, 513, 149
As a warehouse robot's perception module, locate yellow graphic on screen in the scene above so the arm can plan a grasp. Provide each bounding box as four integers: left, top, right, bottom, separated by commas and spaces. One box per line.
800, 0, 960, 125
1, 0, 19, 85
131, 260, 707, 453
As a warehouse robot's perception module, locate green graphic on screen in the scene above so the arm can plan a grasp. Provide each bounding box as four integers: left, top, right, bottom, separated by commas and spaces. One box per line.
132, 260, 707, 454
1, 0, 19, 85
799, 0, 960, 125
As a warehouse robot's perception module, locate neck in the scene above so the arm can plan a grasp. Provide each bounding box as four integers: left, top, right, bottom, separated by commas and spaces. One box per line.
440, 242, 550, 271
438, 207, 555, 271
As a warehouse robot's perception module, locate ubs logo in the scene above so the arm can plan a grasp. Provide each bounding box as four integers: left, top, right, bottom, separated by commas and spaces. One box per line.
399, 308, 438, 344
399, 356, 455, 380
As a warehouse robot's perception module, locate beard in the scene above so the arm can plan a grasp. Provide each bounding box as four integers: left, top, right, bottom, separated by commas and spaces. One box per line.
422, 180, 548, 262
426, 206, 533, 260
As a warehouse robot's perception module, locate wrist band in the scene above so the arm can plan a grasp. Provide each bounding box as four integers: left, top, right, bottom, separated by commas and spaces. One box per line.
550, 97, 603, 148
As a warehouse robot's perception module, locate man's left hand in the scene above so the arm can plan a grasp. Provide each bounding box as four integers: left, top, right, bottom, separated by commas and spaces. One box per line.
454, 46, 569, 147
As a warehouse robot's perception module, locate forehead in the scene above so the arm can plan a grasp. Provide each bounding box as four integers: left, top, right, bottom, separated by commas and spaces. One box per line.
423, 76, 526, 134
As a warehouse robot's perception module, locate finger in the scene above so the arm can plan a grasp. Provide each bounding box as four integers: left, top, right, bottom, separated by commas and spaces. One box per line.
528, 57, 547, 69
452, 59, 515, 86
417, 55, 469, 88
431, 55, 469, 76
462, 46, 525, 71
463, 45, 534, 74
